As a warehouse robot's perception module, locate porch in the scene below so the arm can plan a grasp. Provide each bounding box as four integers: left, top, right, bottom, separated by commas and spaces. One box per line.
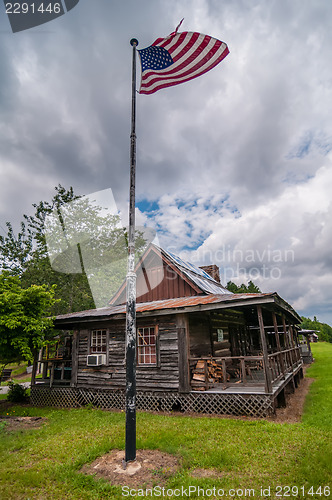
32, 335, 73, 388
190, 346, 302, 394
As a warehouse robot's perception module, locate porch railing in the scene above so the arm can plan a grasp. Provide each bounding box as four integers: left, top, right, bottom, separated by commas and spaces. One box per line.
34, 359, 72, 387
190, 347, 302, 391
268, 347, 302, 385
190, 355, 264, 390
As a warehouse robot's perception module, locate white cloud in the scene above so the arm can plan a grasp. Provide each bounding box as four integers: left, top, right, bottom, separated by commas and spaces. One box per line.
1, 0, 332, 323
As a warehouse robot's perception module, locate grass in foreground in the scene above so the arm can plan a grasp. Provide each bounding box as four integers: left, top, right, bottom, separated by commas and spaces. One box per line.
0, 343, 331, 499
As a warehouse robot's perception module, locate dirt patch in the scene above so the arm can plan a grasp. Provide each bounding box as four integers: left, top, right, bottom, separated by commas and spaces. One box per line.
268, 375, 314, 423
266, 366, 314, 424
14, 371, 31, 380
80, 449, 180, 488
190, 467, 221, 478
0, 416, 47, 432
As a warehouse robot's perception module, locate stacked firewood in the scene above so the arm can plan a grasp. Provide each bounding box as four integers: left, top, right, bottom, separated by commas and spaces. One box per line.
191, 359, 230, 391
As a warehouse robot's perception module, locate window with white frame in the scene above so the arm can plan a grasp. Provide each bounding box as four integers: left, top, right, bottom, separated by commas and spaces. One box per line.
90, 329, 107, 353
137, 326, 157, 365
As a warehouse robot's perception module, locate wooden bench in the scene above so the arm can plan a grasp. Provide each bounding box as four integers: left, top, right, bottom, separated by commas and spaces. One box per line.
0, 369, 12, 383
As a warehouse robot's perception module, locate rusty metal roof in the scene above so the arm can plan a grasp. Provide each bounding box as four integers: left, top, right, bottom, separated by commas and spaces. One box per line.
159, 246, 232, 295
54, 291, 300, 326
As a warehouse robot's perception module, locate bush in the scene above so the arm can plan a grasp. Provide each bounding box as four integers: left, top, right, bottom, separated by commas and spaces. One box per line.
6, 382, 29, 403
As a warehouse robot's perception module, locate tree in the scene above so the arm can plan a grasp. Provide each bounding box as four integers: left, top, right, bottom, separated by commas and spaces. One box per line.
0, 185, 89, 314
226, 280, 261, 293
0, 273, 57, 381
300, 316, 332, 343
0, 185, 147, 313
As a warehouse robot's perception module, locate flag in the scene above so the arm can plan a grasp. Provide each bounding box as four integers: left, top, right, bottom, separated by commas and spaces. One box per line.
137, 24, 229, 95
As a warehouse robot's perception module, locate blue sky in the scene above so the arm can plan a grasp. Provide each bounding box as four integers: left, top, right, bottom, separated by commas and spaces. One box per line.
0, 0, 332, 323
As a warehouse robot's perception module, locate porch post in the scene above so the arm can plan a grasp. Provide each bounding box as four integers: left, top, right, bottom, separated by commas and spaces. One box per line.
257, 305, 272, 393
272, 312, 281, 351
176, 314, 190, 393
71, 331, 79, 388
288, 323, 295, 347
272, 312, 285, 378
282, 315, 293, 369
305, 333, 312, 356
289, 325, 301, 363
31, 354, 38, 387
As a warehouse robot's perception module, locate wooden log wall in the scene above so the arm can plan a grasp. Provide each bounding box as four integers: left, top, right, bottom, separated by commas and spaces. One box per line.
189, 313, 212, 357
75, 316, 179, 392
210, 310, 246, 357
210, 312, 231, 357
188, 310, 247, 359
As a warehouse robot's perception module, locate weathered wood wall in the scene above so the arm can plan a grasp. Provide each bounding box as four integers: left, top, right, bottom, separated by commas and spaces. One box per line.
75, 316, 180, 392
112, 250, 202, 305
189, 310, 247, 359
210, 312, 232, 357
189, 313, 212, 357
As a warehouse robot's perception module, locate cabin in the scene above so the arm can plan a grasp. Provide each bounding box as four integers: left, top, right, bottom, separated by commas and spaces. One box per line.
298, 329, 318, 363
31, 244, 303, 417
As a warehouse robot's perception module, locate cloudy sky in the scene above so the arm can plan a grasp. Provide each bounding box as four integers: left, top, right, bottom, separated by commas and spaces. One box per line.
0, 0, 332, 323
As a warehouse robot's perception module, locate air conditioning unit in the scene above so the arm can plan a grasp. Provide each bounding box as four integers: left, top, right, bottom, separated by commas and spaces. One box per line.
87, 354, 106, 367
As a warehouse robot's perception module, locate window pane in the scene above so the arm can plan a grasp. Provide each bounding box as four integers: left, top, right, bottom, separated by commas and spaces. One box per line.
91, 330, 107, 353
137, 327, 156, 365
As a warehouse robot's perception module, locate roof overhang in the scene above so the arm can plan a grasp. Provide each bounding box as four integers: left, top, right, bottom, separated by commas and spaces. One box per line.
54, 292, 301, 329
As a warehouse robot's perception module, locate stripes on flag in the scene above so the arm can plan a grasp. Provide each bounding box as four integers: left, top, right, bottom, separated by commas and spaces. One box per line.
138, 30, 229, 95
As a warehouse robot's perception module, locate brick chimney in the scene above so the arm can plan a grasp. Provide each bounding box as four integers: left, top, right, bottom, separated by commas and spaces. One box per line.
199, 264, 220, 283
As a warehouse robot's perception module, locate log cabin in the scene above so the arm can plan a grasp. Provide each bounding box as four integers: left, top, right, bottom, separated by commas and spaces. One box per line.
31, 244, 303, 417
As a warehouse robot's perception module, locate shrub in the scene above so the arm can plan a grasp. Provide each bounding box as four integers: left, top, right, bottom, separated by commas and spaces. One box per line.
6, 382, 29, 403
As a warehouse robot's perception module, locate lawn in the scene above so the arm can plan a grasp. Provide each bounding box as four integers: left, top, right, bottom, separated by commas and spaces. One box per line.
0, 362, 31, 385
0, 343, 331, 499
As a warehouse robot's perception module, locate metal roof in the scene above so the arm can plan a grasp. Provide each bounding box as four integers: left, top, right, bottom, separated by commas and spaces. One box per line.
181, 269, 232, 295
158, 245, 232, 295
54, 291, 300, 326
109, 243, 232, 305
164, 248, 215, 280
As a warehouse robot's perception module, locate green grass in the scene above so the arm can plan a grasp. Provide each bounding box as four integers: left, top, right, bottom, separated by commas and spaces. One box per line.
303, 342, 332, 429
0, 362, 31, 385
0, 343, 331, 499
10, 362, 28, 377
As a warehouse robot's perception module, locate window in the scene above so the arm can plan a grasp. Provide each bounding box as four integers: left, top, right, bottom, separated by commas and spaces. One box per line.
90, 329, 107, 353
137, 326, 157, 365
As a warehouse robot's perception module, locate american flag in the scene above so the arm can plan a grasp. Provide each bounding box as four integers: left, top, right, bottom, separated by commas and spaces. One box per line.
137, 25, 229, 95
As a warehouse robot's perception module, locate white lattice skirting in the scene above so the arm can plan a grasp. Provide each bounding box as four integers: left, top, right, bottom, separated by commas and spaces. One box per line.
31, 387, 274, 417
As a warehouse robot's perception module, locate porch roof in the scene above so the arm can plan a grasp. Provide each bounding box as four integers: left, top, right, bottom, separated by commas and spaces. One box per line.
54, 291, 301, 328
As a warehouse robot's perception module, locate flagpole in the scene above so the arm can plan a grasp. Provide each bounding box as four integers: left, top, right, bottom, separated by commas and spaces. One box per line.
125, 37, 139, 464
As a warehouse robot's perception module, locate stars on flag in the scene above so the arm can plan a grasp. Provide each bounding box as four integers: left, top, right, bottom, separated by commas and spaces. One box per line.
139, 46, 174, 72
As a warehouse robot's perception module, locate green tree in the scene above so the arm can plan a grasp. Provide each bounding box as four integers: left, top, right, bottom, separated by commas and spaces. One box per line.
0, 186, 93, 314
300, 316, 332, 343
226, 280, 261, 293
0, 273, 57, 381
0, 185, 147, 313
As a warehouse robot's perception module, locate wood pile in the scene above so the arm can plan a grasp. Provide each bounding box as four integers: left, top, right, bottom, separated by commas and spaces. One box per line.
191, 359, 230, 391
225, 366, 241, 379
